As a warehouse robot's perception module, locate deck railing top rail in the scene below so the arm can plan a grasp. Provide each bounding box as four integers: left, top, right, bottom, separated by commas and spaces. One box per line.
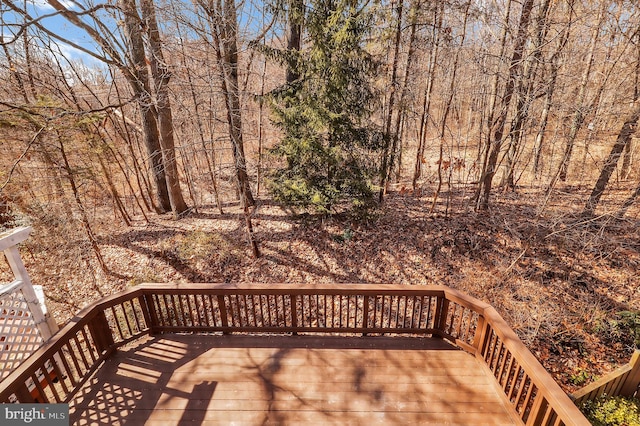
0, 283, 589, 425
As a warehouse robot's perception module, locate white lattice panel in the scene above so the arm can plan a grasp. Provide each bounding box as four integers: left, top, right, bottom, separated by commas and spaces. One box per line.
0, 284, 44, 380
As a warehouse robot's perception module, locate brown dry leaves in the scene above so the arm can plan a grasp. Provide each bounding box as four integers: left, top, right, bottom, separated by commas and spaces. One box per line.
9, 187, 640, 392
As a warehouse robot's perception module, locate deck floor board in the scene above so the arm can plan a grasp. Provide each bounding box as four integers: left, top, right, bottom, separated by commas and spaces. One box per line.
69, 334, 518, 425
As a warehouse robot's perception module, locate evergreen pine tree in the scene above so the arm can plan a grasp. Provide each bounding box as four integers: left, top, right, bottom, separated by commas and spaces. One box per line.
264, 0, 382, 214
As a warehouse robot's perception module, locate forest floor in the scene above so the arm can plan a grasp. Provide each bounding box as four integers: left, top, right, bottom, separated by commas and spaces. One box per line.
8, 184, 640, 393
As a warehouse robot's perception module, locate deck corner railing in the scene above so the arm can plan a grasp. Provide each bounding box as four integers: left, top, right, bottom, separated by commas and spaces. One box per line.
572, 350, 640, 405
0, 283, 590, 425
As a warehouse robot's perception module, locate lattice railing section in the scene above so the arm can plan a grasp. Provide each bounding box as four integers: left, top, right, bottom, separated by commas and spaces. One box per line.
0, 293, 150, 405
0, 284, 44, 380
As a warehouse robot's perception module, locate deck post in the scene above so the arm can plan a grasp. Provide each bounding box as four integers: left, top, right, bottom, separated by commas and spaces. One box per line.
290, 294, 298, 334
472, 315, 489, 358
362, 295, 369, 335
620, 350, 640, 396
526, 394, 547, 426
217, 294, 229, 333
433, 297, 449, 338
88, 310, 115, 355
139, 294, 159, 334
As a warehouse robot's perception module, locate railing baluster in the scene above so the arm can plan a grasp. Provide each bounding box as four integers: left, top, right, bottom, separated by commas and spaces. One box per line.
184, 295, 195, 326
522, 383, 538, 422
79, 328, 97, 364
192, 294, 203, 327
434, 297, 448, 335
109, 306, 125, 341
51, 355, 69, 396
167, 294, 178, 326
40, 361, 61, 403
256, 294, 264, 327
454, 305, 465, 337
496, 349, 510, 386
179, 294, 189, 326
290, 294, 298, 331
502, 355, 516, 391
30, 372, 47, 403
57, 349, 76, 388
139, 294, 156, 332
278, 293, 284, 327
514, 373, 529, 414
206, 294, 216, 327
417, 295, 425, 329
463, 310, 473, 342
125, 300, 138, 335
240, 294, 248, 327
508, 365, 523, 402
322, 294, 327, 328
64, 341, 83, 382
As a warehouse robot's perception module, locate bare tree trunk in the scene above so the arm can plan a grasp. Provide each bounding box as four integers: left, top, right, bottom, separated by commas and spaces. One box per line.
583, 107, 640, 217
286, 0, 303, 84
256, 53, 267, 196
395, 114, 407, 183
57, 133, 108, 274
533, 1, 573, 178
558, 2, 606, 182
176, 29, 223, 213
35, 0, 174, 213
206, 0, 255, 208
616, 180, 640, 218
502, 0, 552, 189
579, 10, 629, 182
412, 3, 442, 192
621, 36, 640, 180
140, 0, 189, 217
201, 0, 258, 257
477, 0, 535, 210
22, 18, 37, 101
431, 0, 471, 213
378, 0, 404, 202
120, 0, 172, 213
1, 41, 29, 103
475, 0, 512, 206
390, 0, 421, 186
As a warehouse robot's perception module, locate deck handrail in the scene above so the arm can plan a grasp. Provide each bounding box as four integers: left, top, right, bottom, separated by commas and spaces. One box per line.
0, 283, 589, 425
572, 350, 640, 405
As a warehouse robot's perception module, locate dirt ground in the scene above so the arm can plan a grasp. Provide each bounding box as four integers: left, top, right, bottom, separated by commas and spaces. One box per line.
5, 185, 640, 393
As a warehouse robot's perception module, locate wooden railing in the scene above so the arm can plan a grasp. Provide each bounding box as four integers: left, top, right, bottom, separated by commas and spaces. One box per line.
0, 283, 589, 425
572, 350, 640, 405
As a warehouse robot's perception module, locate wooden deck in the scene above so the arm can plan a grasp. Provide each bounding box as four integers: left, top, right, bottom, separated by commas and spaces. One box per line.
0, 284, 590, 425
69, 334, 518, 425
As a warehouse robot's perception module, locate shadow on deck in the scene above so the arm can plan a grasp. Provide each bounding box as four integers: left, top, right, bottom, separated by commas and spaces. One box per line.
70, 335, 516, 425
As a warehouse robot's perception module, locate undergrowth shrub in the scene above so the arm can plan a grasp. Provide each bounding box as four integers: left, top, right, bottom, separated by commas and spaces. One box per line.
580, 395, 640, 426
